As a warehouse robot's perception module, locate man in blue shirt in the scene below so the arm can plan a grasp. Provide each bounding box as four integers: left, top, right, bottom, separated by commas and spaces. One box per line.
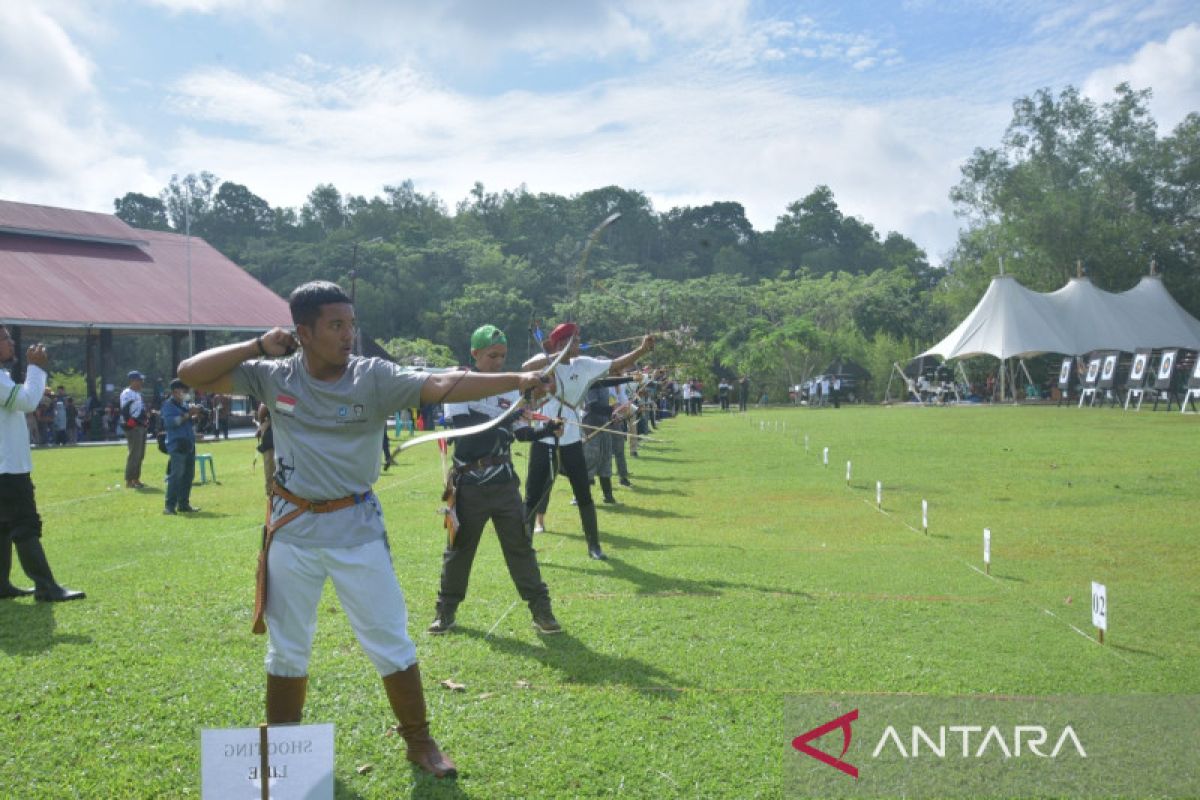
162, 378, 201, 515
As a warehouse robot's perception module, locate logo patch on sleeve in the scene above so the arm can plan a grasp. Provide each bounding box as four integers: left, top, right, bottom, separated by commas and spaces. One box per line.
275, 394, 297, 415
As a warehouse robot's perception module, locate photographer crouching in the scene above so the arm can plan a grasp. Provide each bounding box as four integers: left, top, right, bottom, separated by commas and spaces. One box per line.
162, 378, 202, 515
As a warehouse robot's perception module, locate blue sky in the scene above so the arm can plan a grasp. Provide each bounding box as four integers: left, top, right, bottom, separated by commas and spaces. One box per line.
3, 1, 1198, 263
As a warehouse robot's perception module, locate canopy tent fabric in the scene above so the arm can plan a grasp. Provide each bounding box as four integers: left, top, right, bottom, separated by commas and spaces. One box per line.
0, 199, 291, 334
1119, 276, 1200, 348
920, 274, 1200, 361
920, 276, 1074, 360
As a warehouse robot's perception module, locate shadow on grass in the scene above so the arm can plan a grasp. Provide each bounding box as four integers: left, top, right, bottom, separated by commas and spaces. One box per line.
631, 454, 688, 464
598, 503, 689, 520
544, 556, 813, 600
462, 629, 684, 698
0, 602, 93, 655
618, 485, 688, 498
620, 474, 695, 484
536, 529, 673, 554
1110, 642, 1161, 659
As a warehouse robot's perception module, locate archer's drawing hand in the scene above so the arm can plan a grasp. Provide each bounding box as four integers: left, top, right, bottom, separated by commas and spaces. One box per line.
260, 328, 300, 357
25, 344, 49, 369
518, 370, 553, 398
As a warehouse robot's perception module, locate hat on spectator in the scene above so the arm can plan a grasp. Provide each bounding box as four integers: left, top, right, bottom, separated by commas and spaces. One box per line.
169, 378, 187, 391
128, 370, 145, 382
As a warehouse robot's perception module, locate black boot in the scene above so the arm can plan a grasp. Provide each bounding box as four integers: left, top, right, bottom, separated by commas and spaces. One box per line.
579, 504, 606, 560
0, 541, 34, 599
13, 538, 85, 602
599, 477, 617, 504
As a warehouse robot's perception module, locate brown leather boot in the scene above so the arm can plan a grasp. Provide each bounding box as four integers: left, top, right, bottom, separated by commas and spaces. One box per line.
382, 664, 457, 778
265, 674, 307, 724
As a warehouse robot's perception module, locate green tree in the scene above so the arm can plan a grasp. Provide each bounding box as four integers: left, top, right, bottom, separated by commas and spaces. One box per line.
949, 83, 1190, 297
113, 192, 170, 231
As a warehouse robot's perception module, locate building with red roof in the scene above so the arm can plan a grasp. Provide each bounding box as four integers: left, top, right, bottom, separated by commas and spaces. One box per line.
0, 199, 291, 395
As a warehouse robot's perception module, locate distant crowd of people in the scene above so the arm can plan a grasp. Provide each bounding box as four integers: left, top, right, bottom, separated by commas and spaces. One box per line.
24, 373, 233, 448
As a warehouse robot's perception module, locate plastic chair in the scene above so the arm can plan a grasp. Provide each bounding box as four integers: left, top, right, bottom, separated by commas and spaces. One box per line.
196, 453, 217, 484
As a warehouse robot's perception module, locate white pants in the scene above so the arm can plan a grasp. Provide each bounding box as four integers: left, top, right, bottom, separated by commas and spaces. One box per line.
265, 537, 417, 677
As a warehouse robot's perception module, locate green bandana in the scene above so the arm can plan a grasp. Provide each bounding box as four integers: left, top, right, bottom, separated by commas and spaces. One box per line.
470, 324, 507, 352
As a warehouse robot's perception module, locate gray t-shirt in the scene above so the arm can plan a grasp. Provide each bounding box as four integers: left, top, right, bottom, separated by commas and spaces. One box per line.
233, 354, 428, 548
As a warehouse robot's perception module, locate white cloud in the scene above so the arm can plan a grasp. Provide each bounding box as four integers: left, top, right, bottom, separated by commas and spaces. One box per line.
0, 3, 157, 209
162, 57, 995, 261
1083, 23, 1200, 130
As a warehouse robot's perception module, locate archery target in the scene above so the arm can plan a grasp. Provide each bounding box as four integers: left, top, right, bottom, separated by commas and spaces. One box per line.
1101, 354, 1117, 382
1157, 351, 1176, 382
1058, 358, 1072, 386
1193, 358, 1200, 380
1130, 353, 1148, 382
1085, 358, 1101, 384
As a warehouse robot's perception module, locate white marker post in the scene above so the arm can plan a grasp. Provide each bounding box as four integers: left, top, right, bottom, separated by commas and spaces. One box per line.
983, 528, 991, 575
1091, 581, 1107, 644
876, 481, 882, 510
921, 499, 928, 534
759, 421, 764, 432
804, 434, 809, 453
823, 447, 829, 467
846, 461, 851, 486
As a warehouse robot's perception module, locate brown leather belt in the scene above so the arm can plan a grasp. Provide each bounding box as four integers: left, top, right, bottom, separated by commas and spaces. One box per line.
251, 482, 373, 635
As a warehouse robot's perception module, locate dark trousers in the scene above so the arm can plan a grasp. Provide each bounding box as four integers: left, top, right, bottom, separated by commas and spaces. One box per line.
125, 426, 146, 482
525, 441, 594, 517
0, 473, 42, 544
166, 444, 195, 511
437, 480, 549, 611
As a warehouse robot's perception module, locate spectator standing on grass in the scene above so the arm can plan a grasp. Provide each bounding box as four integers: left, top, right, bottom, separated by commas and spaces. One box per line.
65, 396, 78, 444
36, 394, 53, 445
178, 280, 553, 778
254, 402, 274, 497
0, 326, 86, 602
161, 378, 201, 515
120, 371, 150, 488
52, 388, 68, 446
738, 375, 750, 412
718, 379, 731, 411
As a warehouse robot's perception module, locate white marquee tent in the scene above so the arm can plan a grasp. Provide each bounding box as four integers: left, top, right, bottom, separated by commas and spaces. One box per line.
921, 274, 1200, 361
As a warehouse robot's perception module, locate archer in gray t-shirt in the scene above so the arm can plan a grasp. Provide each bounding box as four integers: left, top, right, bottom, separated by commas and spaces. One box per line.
233, 354, 428, 548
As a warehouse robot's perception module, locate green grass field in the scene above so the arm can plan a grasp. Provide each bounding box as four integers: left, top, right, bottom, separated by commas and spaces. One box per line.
1, 405, 1197, 798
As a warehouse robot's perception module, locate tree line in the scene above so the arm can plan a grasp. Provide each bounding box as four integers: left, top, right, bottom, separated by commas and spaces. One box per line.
112, 83, 1198, 401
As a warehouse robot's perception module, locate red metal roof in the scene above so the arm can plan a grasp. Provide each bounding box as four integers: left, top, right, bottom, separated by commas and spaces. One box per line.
0, 199, 148, 246
0, 202, 292, 333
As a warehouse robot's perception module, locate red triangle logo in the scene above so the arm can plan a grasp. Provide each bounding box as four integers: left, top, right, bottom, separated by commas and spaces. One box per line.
791, 708, 858, 779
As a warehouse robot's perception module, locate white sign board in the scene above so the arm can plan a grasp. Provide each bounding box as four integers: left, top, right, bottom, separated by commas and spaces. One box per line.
201, 723, 334, 800
983, 528, 991, 564
1091, 582, 1107, 631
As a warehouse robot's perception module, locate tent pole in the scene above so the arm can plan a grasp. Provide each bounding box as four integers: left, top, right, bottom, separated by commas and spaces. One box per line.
999, 357, 1006, 403
1019, 360, 1036, 399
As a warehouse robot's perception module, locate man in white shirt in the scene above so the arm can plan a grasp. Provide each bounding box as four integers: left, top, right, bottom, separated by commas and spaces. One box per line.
119, 370, 150, 488
0, 327, 86, 602
522, 323, 652, 560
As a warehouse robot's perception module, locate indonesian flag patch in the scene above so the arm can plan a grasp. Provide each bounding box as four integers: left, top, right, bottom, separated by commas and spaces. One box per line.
275, 394, 297, 415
